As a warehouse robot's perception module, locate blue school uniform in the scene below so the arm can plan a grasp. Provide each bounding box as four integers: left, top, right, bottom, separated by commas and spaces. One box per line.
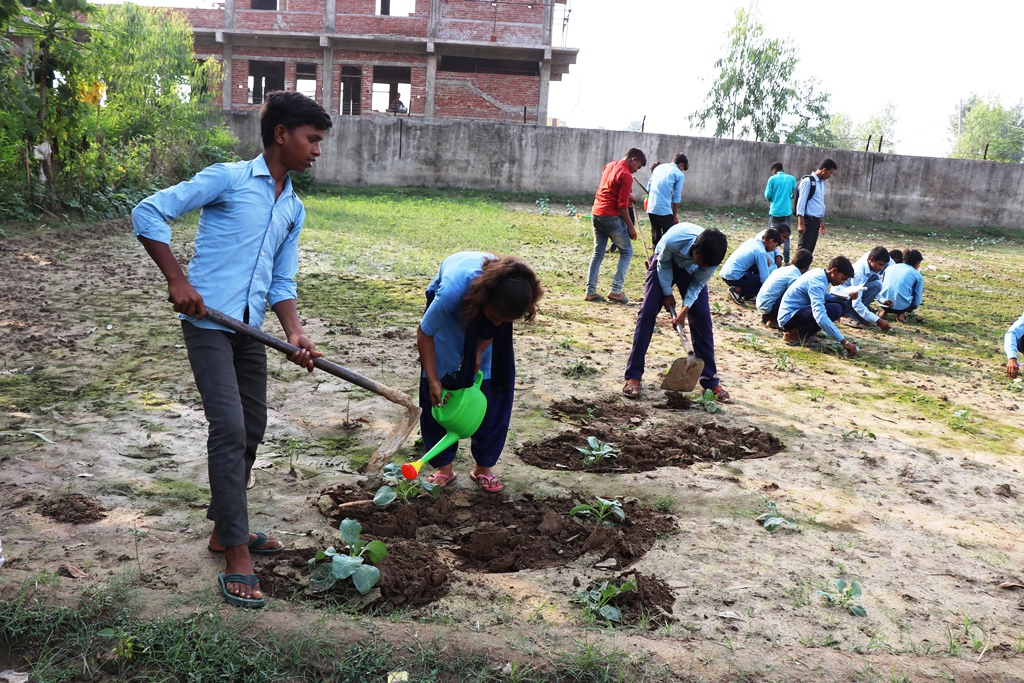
878, 264, 923, 313
1004, 310, 1024, 359
756, 264, 801, 317
720, 236, 776, 283
778, 269, 845, 342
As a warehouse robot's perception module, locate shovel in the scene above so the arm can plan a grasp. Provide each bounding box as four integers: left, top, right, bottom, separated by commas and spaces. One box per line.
660, 305, 704, 392
203, 308, 420, 473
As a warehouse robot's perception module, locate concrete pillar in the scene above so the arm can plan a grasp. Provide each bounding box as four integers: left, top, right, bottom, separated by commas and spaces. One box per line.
537, 59, 550, 125
322, 47, 334, 112
222, 43, 233, 111
425, 53, 436, 118
325, 0, 336, 33
224, 0, 234, 30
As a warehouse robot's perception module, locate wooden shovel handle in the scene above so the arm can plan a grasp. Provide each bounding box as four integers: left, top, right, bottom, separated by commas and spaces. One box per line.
665, 305, 694, 355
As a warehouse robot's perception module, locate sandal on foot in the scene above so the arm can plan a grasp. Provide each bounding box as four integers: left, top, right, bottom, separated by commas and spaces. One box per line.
710, 386, 734, 404
622, 380, 641, 399
607, 293, 629, 305
208, 531, 284, 556
469, 472, 504, 493
218, 573, 265, 609
426, 471, 457, 487
584, 293, 606, 303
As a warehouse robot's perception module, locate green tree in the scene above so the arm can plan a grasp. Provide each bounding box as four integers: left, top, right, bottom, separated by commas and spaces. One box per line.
853, 102, 898, 153
949, 94, 1024, 162
690, 3, 831, 144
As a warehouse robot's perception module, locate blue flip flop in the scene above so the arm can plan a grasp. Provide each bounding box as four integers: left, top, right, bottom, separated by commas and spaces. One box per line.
218, 573, 265, 609
208, 531, 283, 556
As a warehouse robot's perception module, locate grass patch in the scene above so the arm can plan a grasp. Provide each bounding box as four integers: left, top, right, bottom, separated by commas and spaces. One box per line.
138, 477, 207, 504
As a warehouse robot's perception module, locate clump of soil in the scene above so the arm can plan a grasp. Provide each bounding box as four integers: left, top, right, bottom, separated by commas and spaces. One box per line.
315, 488, 676, 573
36, 494, 107, 523
577, 571, 676, 628
548, 395, 648, 423
518, 422, 784, 473
257, 539, 449, 610
654, 392, 693, 410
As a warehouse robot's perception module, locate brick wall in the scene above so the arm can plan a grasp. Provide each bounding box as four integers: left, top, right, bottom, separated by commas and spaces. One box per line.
438, 0, 543, 45
235, 10, 324, 32
434, 73, 539, 123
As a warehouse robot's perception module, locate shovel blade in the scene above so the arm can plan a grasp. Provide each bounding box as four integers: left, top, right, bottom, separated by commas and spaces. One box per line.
661, 355, 704, 392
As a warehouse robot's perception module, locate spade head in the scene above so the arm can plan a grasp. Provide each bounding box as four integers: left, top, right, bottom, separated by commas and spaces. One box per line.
661, 354, 705, 392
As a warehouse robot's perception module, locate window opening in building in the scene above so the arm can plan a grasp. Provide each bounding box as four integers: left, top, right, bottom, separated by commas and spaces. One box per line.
376, 0, 415, 17
371, 65, 411, 113
247, 60, 284, 104
295, 63, 317, 99
439, 56, 540, 76
340, 65, 362, 116
250, 0, 279, 10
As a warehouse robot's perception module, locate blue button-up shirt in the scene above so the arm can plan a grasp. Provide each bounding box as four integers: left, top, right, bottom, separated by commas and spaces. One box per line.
1005, 310, 1024, 360
646, 163, 684, 216
420, 252, 495, 379
878, 264, 924, 314
720, 235, 776, 283
131, 155, 305, 332
778, 268, 844, 342
795, 174, 826, 218
756, 264, 801, 316
655, 223, 719, 307
840, 252, 890, 324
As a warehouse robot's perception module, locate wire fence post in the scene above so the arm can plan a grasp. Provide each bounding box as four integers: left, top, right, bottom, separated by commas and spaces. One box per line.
864, 135, 872, 152
877, 136, 883, 152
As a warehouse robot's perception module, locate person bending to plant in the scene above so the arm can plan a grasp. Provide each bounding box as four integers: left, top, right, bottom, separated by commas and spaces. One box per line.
416, 253, 543, 493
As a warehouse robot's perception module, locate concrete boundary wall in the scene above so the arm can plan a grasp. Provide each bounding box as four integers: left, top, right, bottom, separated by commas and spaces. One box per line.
226, 112, 1024, 230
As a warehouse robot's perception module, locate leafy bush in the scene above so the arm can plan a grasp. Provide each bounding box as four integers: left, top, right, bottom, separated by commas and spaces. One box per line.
373, 463, 440, 506
570, 496, 626, 525
575, 436, 617, 467
307, 518, 387, 595
816, 579, 866, 617
573, 579, 637, 624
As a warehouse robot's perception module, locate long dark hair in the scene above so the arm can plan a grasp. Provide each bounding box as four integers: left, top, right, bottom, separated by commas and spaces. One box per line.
463, 256, 543, 327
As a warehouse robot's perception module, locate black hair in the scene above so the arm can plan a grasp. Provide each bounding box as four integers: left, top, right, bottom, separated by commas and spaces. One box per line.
904, 249, 923, 268
673, 152, 688, 168
868, 246, 890, 263
775, 224, 792, 237
763, 228, 782, 244
625, 147, 647, 166
829, 255, 854, 278
260, 91, 333, 148
889, 249, 904, 263
693, 228, 728, 267
464, 256, 544, 325
650, 161, 661, 171
770, 161, 783, 173
792, 248, 813, 271
819, 158, 838, 171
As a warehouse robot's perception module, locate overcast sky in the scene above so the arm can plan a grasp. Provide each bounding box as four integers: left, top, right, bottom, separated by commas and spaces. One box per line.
548, 0, 1024, 158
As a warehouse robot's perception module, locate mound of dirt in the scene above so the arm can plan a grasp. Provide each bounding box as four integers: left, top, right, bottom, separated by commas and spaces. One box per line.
257, 539, 450, 610
548, 395, 648, 423
653, 392, 694, 410
315, 488, 676, 573
577, 570, 676, 628
36, 494, 108, 523
518, 421, 785, 473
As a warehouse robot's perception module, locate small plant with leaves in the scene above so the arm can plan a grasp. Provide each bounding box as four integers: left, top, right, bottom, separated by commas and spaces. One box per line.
947, 408, 974, 433
307, 518, 387, 595
575, 436, 617, 467
573, 579, 637, 624
535, 196, 550, 215
816, 578, 867, 617
843, 428, 876, 441
741, 333, 769, 353
98, 627, 134, 661
711, 301, 731, 316
373, 463, 440, 506
774, 351, 793, 372
565, 200, 578, 217
563, 359, 598, 379
755, 501, 799, 532
570, 496, 626, 525
695, 388, 721, 413
809, 388, 825, 402
1009, 378, 1024, 394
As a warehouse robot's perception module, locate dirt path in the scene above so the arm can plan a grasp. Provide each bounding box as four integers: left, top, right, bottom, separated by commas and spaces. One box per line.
2, 219, 1024, 680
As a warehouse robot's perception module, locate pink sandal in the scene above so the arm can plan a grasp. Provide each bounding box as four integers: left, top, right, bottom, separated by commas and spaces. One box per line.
426, 471, 457, 487
469, 472, 504, 493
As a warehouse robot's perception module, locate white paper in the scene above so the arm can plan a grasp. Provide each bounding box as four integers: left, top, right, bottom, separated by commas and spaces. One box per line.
831, 284, 865, 299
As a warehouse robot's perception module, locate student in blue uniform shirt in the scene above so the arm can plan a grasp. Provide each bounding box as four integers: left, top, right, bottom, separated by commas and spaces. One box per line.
841, 246, 893, 332
878, 249, 924, 323
720, 228, 781, 304
755, 248, 812, 328
1004, 309, 1024, 379
777, 256, 859, 356
645, 153, 687, 247
757, 225, 792, 267
622, 223, 731, 402
417, 252, 543, 493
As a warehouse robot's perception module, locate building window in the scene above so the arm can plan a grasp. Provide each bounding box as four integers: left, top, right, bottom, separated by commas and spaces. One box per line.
439, 56, 540, 77
371, 65, 410, 113
247, 60, 284, 104
340, 65, 361, 116
376, 0, 415, 16
296, 63, 317, 99
250, 0, 279, 10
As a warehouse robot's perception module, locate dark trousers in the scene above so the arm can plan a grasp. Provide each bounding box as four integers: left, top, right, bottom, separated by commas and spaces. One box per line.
768, 216, 791, 264
625, 259, 719, 390
797, 216, 822, 254
419, 377, 514, 469
781, 304, 842, 338
648, 213, 676, 249
723, 268, 763, 298
761, 301, 782, 324
182, 321, 267, 548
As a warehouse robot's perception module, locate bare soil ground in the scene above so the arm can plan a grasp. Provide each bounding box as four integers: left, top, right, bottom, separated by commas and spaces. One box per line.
3, 218, 1024, 680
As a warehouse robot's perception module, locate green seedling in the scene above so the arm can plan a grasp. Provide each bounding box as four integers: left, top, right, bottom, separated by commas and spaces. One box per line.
570, 496, 626, 525
575, 436, 617, 467
809, 388, 825, 402
535, 196, 550, 215
755, 501, 799, 532
774, 351, 793, 372
1009, 378, 1024, 394
573, 579, 638, 623
373, 463, 440, 506
563, 359, 598, 379
696, 388, 721, 413
843, 428, 876, 441
711, 301, 731, 315
816, 579, 867, 617
947, 408, 973, 433
741, 333, 769, 352
654, 496, 676, 513
307, 518, 387, 595
97, 627, 134, 661
565, 201, 578, 217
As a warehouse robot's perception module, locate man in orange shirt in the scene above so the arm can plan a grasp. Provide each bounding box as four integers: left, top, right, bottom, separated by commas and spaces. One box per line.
585, 147, 647, 304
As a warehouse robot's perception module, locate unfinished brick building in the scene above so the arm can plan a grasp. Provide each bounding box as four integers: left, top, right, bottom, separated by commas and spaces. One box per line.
176, 0, 576, 124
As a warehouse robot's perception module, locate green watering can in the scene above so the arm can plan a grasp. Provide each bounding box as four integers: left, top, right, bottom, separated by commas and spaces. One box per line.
402, 371, 487, 479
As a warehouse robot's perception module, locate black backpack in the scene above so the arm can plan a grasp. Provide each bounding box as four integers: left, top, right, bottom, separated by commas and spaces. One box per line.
793, 174, 817, 214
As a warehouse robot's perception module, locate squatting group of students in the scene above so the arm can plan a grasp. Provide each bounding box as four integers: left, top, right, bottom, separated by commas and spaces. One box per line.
586, 148, 929, 401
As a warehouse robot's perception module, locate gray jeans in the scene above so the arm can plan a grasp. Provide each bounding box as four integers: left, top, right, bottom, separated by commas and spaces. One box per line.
586, 215, 633, 295
182, 321, 267, 548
